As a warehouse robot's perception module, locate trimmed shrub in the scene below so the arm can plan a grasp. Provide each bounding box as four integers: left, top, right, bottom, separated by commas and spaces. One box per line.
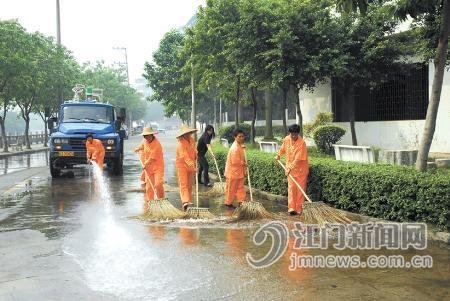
313, 125, 345, 154
303, 112, 334, 138
209, 145, 450, 231
218, 123, 251, 144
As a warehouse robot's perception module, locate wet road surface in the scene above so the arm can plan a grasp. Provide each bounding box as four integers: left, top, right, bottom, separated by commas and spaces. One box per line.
1, 132, 449, 300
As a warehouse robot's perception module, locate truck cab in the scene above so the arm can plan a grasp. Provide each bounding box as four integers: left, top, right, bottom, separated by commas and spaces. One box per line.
47, 100, 126, 178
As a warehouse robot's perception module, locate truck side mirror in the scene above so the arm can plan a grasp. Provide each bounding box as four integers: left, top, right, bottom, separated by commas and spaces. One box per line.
115, 120, 122, 132
47, 117, 58, 132
47, 118, 53, 131
120, 108, 126, 120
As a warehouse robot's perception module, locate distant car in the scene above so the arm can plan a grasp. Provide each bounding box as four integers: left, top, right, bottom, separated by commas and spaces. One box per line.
157, 128, 166, 134
133, 125, 143, 135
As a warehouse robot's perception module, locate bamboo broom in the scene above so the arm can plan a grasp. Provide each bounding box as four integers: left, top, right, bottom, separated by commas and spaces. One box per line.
276, 159, 353, 226
233, 146, 275, 220
185, 160, 216, 219
139, 155, 184, 221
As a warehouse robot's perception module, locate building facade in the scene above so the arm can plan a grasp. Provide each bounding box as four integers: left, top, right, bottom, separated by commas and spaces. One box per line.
300, 63, 450, 153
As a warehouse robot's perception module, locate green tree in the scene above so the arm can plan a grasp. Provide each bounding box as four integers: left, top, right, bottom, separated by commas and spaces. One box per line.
188, 0, 244, 128
331, 5, 412, 145
15, 32, 51, 149
81, 61, 146, 122
144, 30, 191, 122
33, 43, 80, 146
337, 0, 450, 170
0, 20, 29, 152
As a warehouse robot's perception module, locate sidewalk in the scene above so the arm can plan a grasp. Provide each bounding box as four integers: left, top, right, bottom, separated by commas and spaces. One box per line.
0, 144, 48, 159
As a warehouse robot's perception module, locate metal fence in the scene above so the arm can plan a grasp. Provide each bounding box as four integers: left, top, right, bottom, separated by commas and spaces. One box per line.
0, 132, 47, 148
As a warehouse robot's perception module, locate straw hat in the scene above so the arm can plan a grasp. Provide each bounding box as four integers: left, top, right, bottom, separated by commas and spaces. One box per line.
176, 124, 197, 138
141, 127, 157, 136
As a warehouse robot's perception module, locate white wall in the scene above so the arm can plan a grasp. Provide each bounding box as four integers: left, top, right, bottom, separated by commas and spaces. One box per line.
299, 64, 450, 153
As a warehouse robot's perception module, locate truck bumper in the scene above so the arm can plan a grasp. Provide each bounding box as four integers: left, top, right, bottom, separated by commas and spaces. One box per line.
49, 151, 117, 167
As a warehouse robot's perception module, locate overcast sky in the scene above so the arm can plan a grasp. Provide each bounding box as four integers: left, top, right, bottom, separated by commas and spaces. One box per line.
1, 0, 205, 84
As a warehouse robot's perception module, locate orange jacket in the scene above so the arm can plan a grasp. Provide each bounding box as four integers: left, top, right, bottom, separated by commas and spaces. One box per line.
137, 138, 164, 173
176, 136, 197, 171
225, 141, 246, 179
86, 139, 105, 160
278, 135, 309, 177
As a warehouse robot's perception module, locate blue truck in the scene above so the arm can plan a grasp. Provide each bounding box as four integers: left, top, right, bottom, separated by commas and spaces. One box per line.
47, 99, 126, 178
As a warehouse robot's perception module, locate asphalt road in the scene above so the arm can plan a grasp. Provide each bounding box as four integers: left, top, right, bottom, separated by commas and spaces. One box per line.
1, 131, 449, 301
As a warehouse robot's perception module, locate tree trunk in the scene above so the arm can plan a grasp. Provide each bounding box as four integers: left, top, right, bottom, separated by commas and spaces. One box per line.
234, 75, 241, 128
0, 117, 8, 152
39, 112, 48, 147
24, 115, 31, 149
282, 87, 288, 135
346, 84, 358, 146
293, 85, 303, 137
264, 89, 274, 140
416, 0, 450, 171
250, 87, 258, 144
238, 101, 244, 123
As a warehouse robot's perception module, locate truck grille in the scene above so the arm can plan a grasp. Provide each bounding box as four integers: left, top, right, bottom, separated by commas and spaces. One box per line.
69, 138, 109, 151
69, 138, 87, 150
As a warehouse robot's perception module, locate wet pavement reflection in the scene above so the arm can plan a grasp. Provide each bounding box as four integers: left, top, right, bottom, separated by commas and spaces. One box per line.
0, 151, 49, 176
0, 132, 449, 300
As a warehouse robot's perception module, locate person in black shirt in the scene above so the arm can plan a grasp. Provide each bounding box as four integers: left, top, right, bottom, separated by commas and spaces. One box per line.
197, 124, 216, 187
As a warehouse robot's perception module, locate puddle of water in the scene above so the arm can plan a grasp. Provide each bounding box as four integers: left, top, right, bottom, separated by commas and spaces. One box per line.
0, 151, 49, 176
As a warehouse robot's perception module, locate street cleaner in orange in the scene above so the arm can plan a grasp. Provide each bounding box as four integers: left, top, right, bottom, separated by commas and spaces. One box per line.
86, 133, 105, 169
134, 127, 165, 205
175, 124, 198, 211
275, 124, 309, 215
224, 128, 247, 209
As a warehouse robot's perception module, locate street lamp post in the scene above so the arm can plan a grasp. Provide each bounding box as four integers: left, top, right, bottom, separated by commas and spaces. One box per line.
113, 47, 132, 130
56, 0, 63, 105
56, 0, 61, 44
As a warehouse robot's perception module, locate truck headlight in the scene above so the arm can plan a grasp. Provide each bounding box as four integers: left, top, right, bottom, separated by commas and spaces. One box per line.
107, 139, 115, 145
54, 138, 61, 144
61, 138, 69, 144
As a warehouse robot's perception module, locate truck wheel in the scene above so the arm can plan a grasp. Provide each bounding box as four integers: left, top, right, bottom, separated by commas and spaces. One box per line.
50, 159, 61, 178
112, 155, 123, 175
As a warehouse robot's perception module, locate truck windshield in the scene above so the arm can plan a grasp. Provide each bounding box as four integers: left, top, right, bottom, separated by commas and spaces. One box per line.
62, 106, 113, 123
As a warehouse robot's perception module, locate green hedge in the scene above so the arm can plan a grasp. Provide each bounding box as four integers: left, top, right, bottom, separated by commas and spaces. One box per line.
208, 145, 450, 230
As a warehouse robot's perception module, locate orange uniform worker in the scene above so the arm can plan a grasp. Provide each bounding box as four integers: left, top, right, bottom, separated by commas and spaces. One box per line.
175, 125, 198, 211
134, 127, 165, 202
86, 133, 105, 169
224, 128, 247, 209
275, 124, 309, 215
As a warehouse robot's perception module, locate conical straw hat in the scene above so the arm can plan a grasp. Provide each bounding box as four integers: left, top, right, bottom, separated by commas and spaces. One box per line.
176, 124, 197, 138
141, 127, 157, 136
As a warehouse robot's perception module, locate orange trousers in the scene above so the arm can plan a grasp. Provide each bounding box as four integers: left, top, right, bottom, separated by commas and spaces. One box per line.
288, 174, 308, 213
92, 153, 105, 170
177, 168, 194, 204
143, 171, 165, 201
225, 177, 246, 205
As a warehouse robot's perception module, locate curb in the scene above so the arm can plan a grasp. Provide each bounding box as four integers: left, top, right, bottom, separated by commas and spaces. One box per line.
0, 147, 49, 159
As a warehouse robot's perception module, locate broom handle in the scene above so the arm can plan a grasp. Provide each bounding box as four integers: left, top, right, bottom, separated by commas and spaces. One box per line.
276, 159, 313, 203
139, 155, 159, 198
195, 157, 199, 207
211, 153, 224, 185
243, 147, 254, 202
